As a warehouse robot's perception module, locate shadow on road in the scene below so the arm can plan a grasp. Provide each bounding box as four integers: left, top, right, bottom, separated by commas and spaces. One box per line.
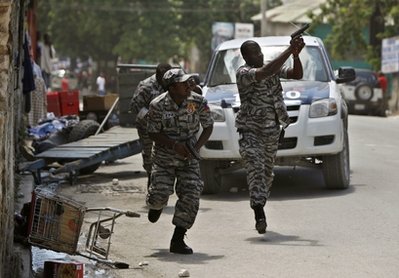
246, 231, 322, 247
136, 205, 213, 218
79, 169, 147, 183
271, 166, 355, 201
145, 249, 224, 264
202, 166, 355, 202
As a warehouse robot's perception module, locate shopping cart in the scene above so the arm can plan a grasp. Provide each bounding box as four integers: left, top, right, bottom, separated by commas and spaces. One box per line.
27, 188, 140, 268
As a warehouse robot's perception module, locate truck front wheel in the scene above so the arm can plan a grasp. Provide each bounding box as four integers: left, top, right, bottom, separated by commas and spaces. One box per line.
322, 129, 350, 189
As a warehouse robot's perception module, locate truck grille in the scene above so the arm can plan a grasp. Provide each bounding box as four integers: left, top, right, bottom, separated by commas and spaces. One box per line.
205, 141, 224, 150
286, 104, 300, 124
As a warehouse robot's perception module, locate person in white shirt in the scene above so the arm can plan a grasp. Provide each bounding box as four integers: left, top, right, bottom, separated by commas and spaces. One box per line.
96, 72, 106, 96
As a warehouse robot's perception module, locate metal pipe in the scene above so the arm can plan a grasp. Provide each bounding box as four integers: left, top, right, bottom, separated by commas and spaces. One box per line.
95, 97, 119, 135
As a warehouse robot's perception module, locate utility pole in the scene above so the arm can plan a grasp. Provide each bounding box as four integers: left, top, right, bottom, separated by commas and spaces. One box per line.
260, 0, 267, 36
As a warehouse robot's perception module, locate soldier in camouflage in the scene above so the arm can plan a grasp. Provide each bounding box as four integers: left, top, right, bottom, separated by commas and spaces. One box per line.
130, 63, 172, 186
146, 68, 213, 254
236, 36, 305, 234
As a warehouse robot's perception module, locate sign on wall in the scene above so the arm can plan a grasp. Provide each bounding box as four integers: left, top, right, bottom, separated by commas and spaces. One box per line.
211, 22, 254, 51
234, 23, 254, 39
211, 22, 234, 51
381, 36, 399, 74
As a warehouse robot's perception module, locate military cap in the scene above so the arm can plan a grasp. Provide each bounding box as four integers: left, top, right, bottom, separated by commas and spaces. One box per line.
163, 68, 194, 88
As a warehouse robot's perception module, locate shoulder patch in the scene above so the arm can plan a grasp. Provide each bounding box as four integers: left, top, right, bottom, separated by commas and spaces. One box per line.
187, 102, 197, 114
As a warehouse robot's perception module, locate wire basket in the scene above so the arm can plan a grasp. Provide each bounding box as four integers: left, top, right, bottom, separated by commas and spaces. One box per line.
28, 189, 86, 254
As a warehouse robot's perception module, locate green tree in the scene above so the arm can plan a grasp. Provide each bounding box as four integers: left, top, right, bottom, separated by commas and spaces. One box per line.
309, 0, 399, 69
38, 0, 261, 74
178, 0, 261, 71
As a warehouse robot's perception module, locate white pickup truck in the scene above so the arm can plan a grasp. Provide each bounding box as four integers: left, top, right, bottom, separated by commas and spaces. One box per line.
200, 36, 356, 193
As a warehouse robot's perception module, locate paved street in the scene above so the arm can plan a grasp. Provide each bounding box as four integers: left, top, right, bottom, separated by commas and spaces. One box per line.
53, 114, 399, 278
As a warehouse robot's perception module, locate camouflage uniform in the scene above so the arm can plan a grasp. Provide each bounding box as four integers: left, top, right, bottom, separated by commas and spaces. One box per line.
146, 92, 213, 229
130, 74, 166, 174
235, 64, 290, 208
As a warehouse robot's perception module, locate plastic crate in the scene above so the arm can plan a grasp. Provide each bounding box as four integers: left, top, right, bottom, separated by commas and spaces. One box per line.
47, 91, 61, 117
28, 189, 86, 254
59, 90, 79, 116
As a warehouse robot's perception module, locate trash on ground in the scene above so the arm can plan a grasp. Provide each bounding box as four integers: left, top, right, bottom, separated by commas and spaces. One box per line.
138, 261, 149, 266
43, 260, 84, 278
178, 269, 190, 277
27, 113, 79, 141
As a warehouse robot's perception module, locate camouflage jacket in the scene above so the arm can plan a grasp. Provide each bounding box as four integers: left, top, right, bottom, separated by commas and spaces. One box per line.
130, 74, 165, 129
147, 91, 214, 164
235, 64, 290, 134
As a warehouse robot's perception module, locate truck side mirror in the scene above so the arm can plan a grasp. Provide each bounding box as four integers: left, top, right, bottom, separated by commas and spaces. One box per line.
336, 67, 356, 84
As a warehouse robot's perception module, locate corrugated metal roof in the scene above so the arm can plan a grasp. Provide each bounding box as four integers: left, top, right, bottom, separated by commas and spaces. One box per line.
252, 0, 326, 23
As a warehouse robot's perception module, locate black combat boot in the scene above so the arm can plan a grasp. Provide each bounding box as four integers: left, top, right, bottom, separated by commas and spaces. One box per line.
170, 226, 193, 254
148, 208, 163, 223
253, 205, 267, 234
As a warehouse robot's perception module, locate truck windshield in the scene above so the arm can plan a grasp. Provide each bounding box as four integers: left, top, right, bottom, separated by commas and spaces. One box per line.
207, 45, 329, 87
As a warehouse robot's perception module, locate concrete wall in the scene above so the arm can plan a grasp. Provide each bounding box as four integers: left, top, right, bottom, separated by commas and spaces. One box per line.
0, 0, 24, 277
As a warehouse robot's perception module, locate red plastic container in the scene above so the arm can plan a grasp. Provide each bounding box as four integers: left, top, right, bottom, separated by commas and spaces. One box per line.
59, 90, 79, 116
46, 91, 61, 117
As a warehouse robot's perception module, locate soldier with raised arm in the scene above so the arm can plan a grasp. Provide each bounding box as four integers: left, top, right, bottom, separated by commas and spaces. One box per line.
236, 36, 305, 234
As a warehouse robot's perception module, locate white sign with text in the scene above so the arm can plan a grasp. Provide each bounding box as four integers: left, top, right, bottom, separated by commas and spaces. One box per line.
382, 36, 399, 73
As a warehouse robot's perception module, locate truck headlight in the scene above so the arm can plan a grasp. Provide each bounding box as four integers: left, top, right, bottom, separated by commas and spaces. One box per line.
209, 105, 225, 122
309, 98, 337, 118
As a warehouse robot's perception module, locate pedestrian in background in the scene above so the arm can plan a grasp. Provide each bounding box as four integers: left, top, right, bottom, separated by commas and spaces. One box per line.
130, 63, 172, 187
40, 33, 56, 89
79, 70, 89, 91
96, 72, 106, 96
35, 31, 42, 67
146, 68, 213, 254
28, 44, 47, 126
378, 71, 388, 94
236, 36, 305, 234
378, 71, 389, 114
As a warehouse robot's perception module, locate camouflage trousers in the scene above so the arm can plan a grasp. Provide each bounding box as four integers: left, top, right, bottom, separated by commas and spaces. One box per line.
137, 128, 153, 175
146, 159, 203, 230
238, 129, 280, 208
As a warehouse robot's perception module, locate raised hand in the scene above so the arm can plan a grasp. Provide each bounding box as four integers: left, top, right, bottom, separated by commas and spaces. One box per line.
290, 36, 305, 56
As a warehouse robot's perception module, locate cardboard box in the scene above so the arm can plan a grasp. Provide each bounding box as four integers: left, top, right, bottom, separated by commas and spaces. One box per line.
43, 260, 84, 278
83, 94, 118, 111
